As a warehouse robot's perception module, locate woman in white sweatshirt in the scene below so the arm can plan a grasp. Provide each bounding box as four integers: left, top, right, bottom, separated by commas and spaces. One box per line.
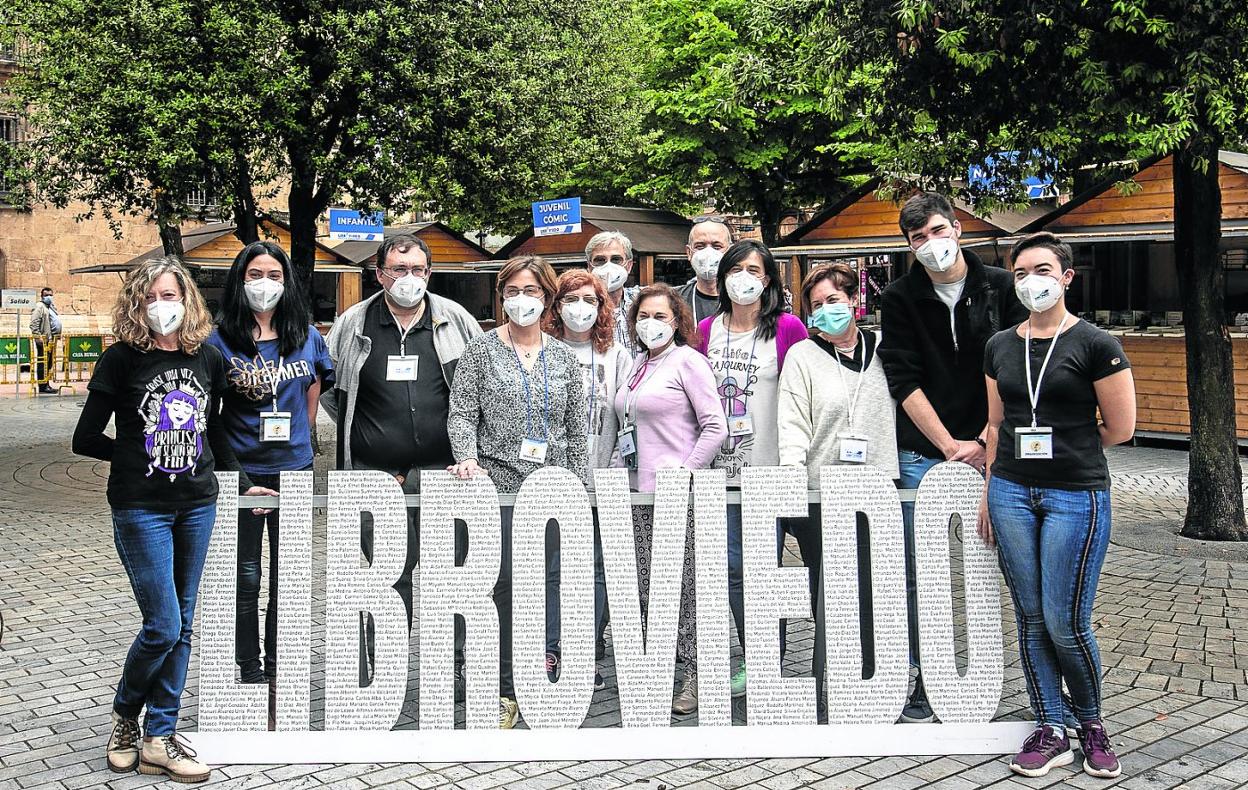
777, 262, 898, 688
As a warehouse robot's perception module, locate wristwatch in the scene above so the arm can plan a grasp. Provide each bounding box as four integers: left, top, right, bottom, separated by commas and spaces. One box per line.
974, 437, 987, 448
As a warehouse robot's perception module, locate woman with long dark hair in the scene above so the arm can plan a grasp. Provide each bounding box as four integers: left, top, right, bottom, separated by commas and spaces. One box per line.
206, 241, 332, 721
694, 239, 807, 698
73, 257, 276, 783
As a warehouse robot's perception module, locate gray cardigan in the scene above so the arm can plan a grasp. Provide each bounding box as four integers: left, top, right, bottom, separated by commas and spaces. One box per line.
320, 291, 482, 469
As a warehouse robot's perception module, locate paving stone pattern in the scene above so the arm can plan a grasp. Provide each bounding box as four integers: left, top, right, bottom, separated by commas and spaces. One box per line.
1, 395, 1246, 788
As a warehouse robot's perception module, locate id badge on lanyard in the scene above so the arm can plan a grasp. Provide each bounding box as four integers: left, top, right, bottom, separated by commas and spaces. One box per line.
838, 433, 869, 464
618, 426, 638, 469
520, 437, 549, 464
727, 412, 753, 437
386, 355, 418, 381
260, 411, 292, 442
1015, 426, 1054, 459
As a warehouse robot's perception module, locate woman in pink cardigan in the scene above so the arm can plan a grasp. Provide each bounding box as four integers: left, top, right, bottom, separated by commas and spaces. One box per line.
695, 239, 808, 700
614, 283, 727, 717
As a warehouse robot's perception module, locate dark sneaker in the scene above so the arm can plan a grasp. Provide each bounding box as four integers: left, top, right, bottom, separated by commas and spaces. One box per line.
106, 712, 141, 773
1010, 725, 1074, 777
1078, 720, 1121, 778
899, 676, 935, 723
594, 669, 606, 692
545, 652, 561, 683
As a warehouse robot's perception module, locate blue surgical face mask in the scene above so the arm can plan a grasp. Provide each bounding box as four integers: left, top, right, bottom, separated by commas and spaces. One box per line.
808, 302, 854, 336
42, 296, 53, 306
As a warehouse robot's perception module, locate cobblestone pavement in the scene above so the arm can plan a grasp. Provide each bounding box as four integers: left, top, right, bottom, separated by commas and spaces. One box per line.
1, 394, 1247, 789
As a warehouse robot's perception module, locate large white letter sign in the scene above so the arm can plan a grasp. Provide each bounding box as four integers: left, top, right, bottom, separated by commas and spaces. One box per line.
275, 471, 314, 730
418, 472, 502, 730
819, 466, 908, 724
742, 466, 815, 726
197, 475, 268, 731
596, 468, 688, 727
691, 468, 731, 727
324, 470, 408, 730
913, 462, 1004, 723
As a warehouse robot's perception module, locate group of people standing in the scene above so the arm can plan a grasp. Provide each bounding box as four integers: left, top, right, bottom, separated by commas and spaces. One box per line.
72, 191, 1136, 783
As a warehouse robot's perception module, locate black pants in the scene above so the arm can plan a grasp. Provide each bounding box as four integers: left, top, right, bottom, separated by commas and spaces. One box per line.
236, 472, 282, 682
35, 339, 51, 385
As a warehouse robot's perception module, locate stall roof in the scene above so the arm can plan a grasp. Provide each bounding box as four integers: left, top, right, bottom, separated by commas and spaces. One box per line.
771, 236, 999, 257
775, 177, 1036, 253
331, 221, 490, 267
88, 217, 359, 276
494, 205, 694, 262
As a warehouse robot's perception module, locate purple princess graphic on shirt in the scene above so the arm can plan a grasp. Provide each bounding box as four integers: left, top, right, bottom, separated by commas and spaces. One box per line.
139, 371, 208, 481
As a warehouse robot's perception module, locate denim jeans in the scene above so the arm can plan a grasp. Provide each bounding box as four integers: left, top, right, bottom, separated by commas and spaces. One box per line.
897, 449, 941, 668
727, 503, 788, 654
235, 471, 283, 682
112, 503, 216, 736
988, 475, 1111, 725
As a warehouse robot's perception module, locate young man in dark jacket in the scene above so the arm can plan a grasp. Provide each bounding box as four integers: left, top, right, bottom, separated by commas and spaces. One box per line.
879, 192, 1028, 722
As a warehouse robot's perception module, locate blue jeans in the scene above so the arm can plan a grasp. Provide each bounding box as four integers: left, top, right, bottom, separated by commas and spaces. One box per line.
897, 450, 941, 669
112, 503, 216, 736
727, 503, 789, 654
988, 476, 1110, 725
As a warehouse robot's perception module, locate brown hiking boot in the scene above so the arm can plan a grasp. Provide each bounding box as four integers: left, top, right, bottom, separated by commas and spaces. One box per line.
139, 734, 211, 783
106, 712, 141, 772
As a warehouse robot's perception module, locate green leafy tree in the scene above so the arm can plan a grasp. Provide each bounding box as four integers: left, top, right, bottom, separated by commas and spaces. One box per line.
4, 0, 642, 288
784, 0, 1248, 539
620, 0, 865, 244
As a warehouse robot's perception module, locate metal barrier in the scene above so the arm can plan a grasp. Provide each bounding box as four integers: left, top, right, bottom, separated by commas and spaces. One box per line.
0, 333, 36, 388
58, 334, 110, 385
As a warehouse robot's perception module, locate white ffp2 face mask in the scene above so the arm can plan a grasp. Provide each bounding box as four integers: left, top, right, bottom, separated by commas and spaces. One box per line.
635, 317, 675, 349
386, 274, 427, 308
914, 236, 959, 273
690, 247, 723, 280
591, 262, 628, 293
560, 301, 597, 333
244, 278, 284, 313
1015, 273, 1064, 313
146, 300, 186, 336
725, 271, 765, 306
504, 294, 544, 327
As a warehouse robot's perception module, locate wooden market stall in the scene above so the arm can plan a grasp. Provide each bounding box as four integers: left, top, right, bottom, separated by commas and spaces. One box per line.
89, 219, 367, 327
1002, 151, 1248, 441
331, 222, 496, 325
770, 179, 1046, 320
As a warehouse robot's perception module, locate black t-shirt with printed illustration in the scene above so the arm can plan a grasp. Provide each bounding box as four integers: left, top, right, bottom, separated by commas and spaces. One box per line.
87, 342, 232, 509
984, 318, 1131, 491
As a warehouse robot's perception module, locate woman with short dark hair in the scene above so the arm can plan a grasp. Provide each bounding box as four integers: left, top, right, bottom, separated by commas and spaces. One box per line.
980, 231, 1136, 779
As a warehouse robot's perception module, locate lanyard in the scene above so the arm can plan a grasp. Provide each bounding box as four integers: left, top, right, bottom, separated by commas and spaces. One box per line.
388, 306, 419, 357
722, 316, 759, 411
623, 349, 670, 426
259, 347, 284, 414
1023, 313, 1071, 428
509, 332, 550, 441
831, 334, 866, 430
586, 345, 597, 436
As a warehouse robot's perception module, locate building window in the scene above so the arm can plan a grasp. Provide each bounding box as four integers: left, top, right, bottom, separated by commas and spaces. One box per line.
0, 116, 19, 202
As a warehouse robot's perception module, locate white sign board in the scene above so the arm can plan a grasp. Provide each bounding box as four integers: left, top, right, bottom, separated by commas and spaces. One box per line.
1, 289, 37, 310
190, 464, 1030, 763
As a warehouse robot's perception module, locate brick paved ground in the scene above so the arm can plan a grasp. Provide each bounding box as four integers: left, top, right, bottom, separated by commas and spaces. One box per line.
1, 393, 1246, 789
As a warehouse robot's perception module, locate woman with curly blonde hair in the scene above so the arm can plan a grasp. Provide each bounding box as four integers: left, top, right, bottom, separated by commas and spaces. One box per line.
72, 257, 275, 783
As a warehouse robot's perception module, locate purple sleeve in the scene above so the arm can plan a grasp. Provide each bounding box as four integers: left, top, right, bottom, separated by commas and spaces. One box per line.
696, 317, 714, 356
776, 313, 809, 372
677, 349, 728, 469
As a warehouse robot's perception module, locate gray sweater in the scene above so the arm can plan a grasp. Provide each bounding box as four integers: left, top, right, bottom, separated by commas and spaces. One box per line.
448, 330, 589, 494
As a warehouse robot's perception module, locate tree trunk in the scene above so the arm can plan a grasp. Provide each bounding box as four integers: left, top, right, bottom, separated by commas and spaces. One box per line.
286, 171, 319, 303
231, 149, 260, 244
754, 194, 784, 247
1174, 142, 1248, 541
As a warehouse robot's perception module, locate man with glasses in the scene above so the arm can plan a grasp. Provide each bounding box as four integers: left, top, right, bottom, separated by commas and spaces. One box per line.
678, 216, 734, 325
322, 233, 481, 686
878, 192, 1027, 723
584, 230, 639, 351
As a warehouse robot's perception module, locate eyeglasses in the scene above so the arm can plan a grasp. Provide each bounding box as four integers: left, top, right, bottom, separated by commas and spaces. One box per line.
589, 255, 629, 267
692, 215, 729, 226
559, 294, 601, 307
380, 265, 430, 279
503, 286, 545, 299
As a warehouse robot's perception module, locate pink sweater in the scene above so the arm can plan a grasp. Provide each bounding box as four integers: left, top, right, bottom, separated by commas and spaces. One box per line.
613, 344, 728, 493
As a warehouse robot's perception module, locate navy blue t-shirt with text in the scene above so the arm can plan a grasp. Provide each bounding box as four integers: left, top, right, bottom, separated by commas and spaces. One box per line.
206, 327, 333, 475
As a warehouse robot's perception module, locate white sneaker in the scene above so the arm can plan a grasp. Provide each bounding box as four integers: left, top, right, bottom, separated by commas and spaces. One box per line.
499, 696, 520, 729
